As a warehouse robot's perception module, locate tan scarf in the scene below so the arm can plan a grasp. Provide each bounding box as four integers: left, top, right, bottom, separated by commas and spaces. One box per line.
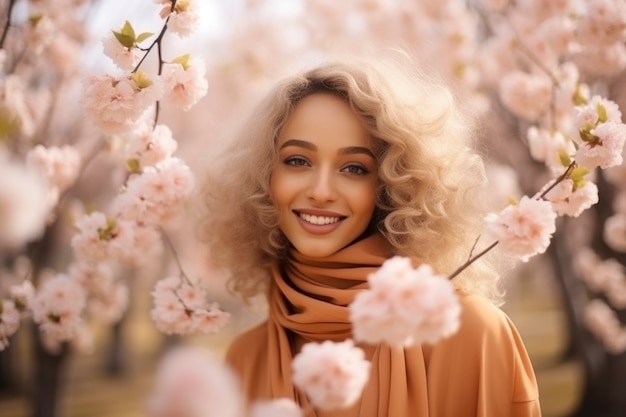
264, 233, 430, 417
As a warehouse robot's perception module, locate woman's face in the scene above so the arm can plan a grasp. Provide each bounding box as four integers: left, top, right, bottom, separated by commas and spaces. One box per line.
271, 92, 378, 258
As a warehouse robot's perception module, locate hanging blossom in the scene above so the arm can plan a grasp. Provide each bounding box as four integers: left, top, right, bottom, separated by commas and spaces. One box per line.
583, 299, 626, 354
292, 339, 370, 412
124, 123, 178, 169
161, 55, 209, 111
82, 71, 163, 134
71, 211, 162, 267
150, 276, 230, 336
249, 399, 303, 417
146, 346, 244, 417
484, 196, 557, 262
349, 256, 460, 347
574, 248, 626, 309
526, 127, 576, 172
542, 178, 599, 218
155, 0, 201, 38
26, 144, 82, 191
603, 213, 626, 253
68, 261, 129, 324
112, 157, 195, 227
0, 150, 52, 250
31, 273, 90, 354
574, 95, 626, 169
0, 280, 35, 351
498, 70, 553, 121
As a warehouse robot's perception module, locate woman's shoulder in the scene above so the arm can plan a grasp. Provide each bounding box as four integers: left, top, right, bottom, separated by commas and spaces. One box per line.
224, 320, 269, 369
456, 291, 515, 336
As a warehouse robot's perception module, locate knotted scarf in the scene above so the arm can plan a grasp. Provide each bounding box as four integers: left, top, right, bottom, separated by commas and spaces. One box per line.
226, 233, 542, 417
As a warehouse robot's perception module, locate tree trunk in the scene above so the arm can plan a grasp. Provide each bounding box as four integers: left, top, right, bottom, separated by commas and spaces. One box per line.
31, 325, 70, 417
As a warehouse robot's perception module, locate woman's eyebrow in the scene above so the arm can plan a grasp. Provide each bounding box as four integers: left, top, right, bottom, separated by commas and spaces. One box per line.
339, 146, 375, 158
279, 139, 316, 150
279, 139, 374, 158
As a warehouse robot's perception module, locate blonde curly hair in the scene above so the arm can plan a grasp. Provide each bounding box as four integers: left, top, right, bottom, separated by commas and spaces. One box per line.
197, 54, 504, 305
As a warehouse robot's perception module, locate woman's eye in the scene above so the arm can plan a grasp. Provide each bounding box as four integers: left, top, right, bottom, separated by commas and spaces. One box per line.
343, 164, 368, 175
284, 156, 309, 167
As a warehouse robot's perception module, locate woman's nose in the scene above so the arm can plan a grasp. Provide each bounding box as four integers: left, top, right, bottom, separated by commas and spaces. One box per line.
305, 168, 337, 203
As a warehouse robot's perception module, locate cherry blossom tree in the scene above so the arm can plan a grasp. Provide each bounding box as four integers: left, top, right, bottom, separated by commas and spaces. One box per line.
2, 0, 626, 417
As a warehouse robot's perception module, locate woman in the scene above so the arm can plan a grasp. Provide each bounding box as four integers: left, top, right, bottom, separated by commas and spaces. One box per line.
199, 55, 541, 417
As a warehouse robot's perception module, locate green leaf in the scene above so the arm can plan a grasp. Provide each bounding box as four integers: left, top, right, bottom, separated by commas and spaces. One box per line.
558, 150, 571, 167
579, 128, 598, 144
131, 70, 152, 89
0, 108, 21, 141
29, 14, 43, 26
126, 158, 142, 173
98, 218, 117, 241
573, 86, 587, 106
121, 20, 136, 39
113, 30, 135, 49
597, 103, 608, 123
135, 32, 154, 44
569, 166, 589, 182
173, 54, 191, 70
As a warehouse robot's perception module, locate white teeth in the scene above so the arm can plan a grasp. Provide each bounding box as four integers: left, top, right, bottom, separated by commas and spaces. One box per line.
300, 213, 341, 225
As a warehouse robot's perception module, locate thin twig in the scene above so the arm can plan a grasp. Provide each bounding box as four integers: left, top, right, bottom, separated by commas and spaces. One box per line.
0, 0, 17, 49
448, 240, 500, 280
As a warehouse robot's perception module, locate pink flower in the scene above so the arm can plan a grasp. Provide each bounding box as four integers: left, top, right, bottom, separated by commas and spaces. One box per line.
526, 127, 575, 171
124, 124, 178, 168
146, 346, 244, 417
292, 339, 370, 411
484, 196, 557, 262
583, 299, 626, 354
113, 157, 195, 227
498, 71, 552, 121
349, 257, 460, 347
576, 121, 626, 169
161, 57, 208, 111
543, 179, 599, 217
603, 214, 626, 252
0, 152, 51, 250
32, 274, 87, 349
249, 399, 303, 417
82, 73, 163, 134
157, 0, 200, 37
575, 96, 622, 131
0, 300, 21, 350
102, 33, 141, 71
9, 281, 35, 314
150, 276, 230, 336
26, 144, 82, 191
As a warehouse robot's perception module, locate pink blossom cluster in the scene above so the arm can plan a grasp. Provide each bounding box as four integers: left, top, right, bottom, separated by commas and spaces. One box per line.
26, 144, 82, 191
0, 281, 34, 350
574, 96, 626, 170
542, 179, 599, 218
155, 0, 201, 38
484, 196, 557, 262
292, 339, 370, 411
31, 274, 89, 354
68, 262, 129, 324
71, 211, 162, 268
349, 256, 460, 347
0, 150, 51, 250
112, 157, 195, 228
146, 346, 244, 417
102, 33, 142, 72
161, 57, 209, 111
82, 73, 163, 134
575, 249, 626, 310
124, 123, 178, 169
583, 299, 626, 354
150, 276, 230, 336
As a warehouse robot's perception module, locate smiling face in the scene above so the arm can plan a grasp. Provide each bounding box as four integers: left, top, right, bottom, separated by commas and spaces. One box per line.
270, 92, 378, 258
